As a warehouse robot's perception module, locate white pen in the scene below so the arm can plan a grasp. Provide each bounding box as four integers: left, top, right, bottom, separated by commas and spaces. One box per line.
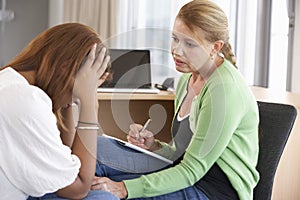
140, 118, 152, 133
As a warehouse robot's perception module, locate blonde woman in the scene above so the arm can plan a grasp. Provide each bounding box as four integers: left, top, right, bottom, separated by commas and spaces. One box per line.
93, 1, 259, 199
0, 23, 117, 200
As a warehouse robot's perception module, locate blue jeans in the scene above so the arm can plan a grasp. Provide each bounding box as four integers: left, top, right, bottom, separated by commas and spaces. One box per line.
96, 136, 209, 200
27, 190, 118, 200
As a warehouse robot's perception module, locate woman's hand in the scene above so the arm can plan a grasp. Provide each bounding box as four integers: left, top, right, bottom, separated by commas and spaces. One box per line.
91, 176, 128, 199
128, 123, 160, 151
73, 44, 110, 103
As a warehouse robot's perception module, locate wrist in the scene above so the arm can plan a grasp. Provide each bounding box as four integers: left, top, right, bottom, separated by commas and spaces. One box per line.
78, 102, 98, 123
75, 121, 100, 131
120, 181, 128, 199
149, 139, 161, 151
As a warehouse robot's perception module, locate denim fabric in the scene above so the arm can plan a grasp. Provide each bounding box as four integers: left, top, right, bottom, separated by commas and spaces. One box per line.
129, 186, 209, 200
95, 162, 209, 200
97, 136, 170, 173
27, 190, 118, 200
96, 137, 209, 200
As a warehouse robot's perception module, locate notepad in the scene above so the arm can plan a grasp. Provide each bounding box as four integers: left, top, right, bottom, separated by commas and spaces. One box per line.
102, 134, 173, 164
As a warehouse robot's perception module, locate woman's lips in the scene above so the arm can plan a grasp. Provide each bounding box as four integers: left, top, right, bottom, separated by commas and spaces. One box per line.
174, 58, 186, 66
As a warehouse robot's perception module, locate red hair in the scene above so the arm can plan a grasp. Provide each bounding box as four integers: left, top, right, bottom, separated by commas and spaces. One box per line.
1, 23, 110, 129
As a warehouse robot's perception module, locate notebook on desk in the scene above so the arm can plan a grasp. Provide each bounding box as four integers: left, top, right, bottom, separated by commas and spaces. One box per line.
97, 49, 160, 94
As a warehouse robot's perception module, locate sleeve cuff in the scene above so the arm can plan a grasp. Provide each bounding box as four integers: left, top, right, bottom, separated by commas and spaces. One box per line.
154, 141, 175, 159
123, 178, 144, 198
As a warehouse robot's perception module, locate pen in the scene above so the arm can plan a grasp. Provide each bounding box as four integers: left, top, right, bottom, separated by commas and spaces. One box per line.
140, 118, 152, 133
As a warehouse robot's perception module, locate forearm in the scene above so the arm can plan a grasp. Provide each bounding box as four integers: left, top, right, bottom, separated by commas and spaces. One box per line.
60, 104, 76, 147
56, 43, 110, 199
56, 99, 99, 198
73, 99, 98, 181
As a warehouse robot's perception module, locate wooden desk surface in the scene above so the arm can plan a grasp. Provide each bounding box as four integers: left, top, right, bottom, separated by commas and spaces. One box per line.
250, 86, 300, 110
97, 87, 300, 106
97, 91, 175, 101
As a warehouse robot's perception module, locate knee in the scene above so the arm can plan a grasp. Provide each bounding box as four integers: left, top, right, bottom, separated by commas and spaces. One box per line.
85, 190, 119, 200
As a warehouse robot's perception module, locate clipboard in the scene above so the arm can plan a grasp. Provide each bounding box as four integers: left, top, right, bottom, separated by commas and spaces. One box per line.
102, 134, 173, 164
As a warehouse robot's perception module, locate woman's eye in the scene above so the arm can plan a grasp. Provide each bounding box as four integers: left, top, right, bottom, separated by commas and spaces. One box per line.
171, 36, 179, 42
186, 42, 195, 48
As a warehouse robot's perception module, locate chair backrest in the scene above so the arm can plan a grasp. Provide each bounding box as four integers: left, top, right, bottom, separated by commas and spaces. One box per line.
254, 101, 297, 200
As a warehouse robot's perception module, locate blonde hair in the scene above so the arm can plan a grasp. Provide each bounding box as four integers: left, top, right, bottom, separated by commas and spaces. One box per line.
1, 23, 110, 130
177, 0, 237, 68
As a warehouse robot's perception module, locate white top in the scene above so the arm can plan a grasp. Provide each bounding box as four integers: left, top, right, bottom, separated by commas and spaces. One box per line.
0, 68, 81, 199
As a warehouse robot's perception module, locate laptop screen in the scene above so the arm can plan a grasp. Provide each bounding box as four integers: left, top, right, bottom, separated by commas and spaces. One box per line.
100, 49, 152, 89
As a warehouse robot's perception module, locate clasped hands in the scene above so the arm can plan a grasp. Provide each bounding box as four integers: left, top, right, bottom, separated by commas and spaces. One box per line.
91, 176, 127, 199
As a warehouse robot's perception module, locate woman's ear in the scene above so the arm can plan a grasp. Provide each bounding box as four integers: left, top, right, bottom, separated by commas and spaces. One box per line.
212, 40, 224, 54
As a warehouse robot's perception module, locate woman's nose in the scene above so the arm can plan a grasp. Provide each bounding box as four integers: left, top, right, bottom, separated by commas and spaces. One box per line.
171, 43, 184, 57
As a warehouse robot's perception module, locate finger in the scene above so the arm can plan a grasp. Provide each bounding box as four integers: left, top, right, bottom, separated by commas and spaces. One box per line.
93, 47, 107, 71
92, 177, 110, 187
128, 136, 146, 148
97, 55, 110, 78
102, 183, 109, 192
128, 130, 141, 141
129, 123, 143, 130
127, 135, 140, 144
91, 177, 111, 191
91, 185, 98, 190
97, 72, 109, 87
91, 182, 109, 191
92, 176, 101, 185
84, 44, 97, 69
129, 124, 143, 134
137, 143, 150, 149
97, 177, 109, 183
140, 129, 154, 138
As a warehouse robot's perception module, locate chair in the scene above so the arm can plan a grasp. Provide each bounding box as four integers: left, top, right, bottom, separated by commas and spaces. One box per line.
254, 101, 297, 200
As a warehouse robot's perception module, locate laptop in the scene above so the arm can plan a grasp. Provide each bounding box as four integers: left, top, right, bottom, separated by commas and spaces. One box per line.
97, 49, 160, 93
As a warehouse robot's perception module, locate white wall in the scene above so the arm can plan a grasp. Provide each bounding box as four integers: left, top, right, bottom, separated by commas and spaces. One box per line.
291, 0, 300, 93
48, 0, 63, 27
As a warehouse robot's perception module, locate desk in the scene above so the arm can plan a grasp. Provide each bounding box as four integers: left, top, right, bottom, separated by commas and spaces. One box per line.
97, 91, 174, 142
97, 87, 300, 200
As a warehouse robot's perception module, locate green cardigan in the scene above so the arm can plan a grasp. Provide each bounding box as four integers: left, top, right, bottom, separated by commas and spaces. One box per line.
124, 59, 260, 200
